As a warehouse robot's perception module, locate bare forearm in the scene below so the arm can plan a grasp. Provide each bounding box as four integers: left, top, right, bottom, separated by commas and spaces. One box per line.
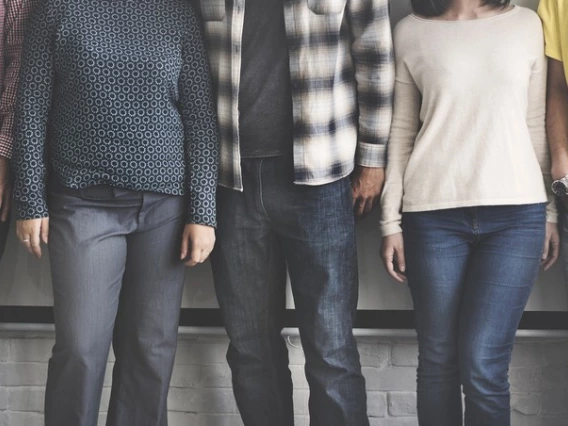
546, 59, 568, 179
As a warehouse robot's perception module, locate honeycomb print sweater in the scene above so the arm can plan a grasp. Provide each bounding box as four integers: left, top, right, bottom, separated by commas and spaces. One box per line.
13, 0, 220, 226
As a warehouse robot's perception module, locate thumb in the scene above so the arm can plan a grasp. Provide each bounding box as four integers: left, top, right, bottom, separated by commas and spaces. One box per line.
395, 245, 406, 272
542, 238, 550, 260
180, 230, 189, 260
41, 219, 49, 245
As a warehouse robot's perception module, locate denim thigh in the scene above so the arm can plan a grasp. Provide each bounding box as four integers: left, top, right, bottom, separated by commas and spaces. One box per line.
403, 204, 546, 426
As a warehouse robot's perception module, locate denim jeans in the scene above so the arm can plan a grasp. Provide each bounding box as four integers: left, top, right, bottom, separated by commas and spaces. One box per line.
211, 156, 368, 426
0, 215, 8, 263
46, 184, 187, 426
403, 204, 546, 426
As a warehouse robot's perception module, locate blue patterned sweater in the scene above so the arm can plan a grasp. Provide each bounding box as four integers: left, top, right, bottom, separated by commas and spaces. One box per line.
13, 0, 219, 226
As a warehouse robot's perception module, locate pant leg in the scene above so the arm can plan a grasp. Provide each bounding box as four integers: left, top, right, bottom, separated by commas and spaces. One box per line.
459, 204, 546, 426
0, 214, 9, 263
262, 158, 367, 426
106, 193, 187, 426
402, 209, 473, 426
45, 189, 137, 426
210, 160, 293, 426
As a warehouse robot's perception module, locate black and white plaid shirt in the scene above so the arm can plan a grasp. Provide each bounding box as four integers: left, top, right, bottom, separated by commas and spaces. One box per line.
196, 0, 394, 191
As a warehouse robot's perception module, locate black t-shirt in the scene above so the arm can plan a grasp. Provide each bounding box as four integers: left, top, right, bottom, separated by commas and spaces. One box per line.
238, 0, 294, 158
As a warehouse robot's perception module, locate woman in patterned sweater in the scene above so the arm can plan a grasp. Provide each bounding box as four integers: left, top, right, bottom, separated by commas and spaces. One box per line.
12, 1, 219, 425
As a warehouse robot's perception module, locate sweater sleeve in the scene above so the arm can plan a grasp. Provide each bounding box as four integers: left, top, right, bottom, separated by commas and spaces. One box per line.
527, 28, 557, 224
379, 52, 421, 236
12, 1, 56, 220
179, 7, 220, 227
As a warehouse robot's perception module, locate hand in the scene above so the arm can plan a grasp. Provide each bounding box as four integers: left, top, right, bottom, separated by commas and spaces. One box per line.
180, 223, 215, 267
0, 157, 12, 223
542, 222, 560, 271
352, 166, 385, 219
16, 218, 49, 259
381, 232, 407, 283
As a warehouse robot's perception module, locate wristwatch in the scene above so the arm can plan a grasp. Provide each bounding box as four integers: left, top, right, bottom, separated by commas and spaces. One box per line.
552, 174, 568, 197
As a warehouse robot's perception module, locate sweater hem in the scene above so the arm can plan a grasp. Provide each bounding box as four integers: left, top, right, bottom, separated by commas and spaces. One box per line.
402, 196, 548, 213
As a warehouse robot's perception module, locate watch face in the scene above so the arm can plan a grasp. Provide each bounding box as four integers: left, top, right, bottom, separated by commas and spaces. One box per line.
552, 181, 568, 197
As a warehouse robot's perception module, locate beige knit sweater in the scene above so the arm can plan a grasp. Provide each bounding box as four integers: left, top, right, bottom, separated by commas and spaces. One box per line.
380, 6, 556, 237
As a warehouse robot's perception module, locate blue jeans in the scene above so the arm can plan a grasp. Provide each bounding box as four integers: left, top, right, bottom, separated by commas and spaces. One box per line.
211, 156, 367, 426
403, 204, 546, 426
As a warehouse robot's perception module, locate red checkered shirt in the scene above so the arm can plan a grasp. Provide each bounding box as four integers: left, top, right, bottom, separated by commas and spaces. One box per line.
0, 0, 39, 159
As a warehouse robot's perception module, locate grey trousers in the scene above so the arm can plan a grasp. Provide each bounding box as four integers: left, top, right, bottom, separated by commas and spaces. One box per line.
46, 184, 187, 426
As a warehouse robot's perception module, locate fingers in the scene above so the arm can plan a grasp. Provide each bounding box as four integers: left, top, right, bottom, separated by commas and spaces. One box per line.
543, 232, 560, 271
184, 248, 212, 267
41, 218, 49, 245
381, 238, 407, 283
185, 247, 203, 268
394, 245, 406, 274
354, 197, 366, 218
542, 237, 550, 263
354, 196, 379, 219
16, 219, 47, 259
180, 229, 190, 260
181, 224, 216, 268
30, 229, 42, 259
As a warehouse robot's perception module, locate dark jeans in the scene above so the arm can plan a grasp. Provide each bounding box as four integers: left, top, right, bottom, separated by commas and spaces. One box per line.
403, 204, 546, 426
0, 215, 8, 262
211, 156, 368, 426
46, 184, 187, 426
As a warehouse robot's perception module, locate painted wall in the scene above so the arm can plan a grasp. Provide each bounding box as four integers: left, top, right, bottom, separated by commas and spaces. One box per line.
0, 0, 566, 312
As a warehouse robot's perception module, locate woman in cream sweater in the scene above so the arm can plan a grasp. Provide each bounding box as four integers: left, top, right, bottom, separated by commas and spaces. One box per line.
380, 0, 559, 425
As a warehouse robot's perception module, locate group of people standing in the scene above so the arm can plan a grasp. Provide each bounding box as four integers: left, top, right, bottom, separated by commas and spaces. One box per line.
0, 0, 566, 425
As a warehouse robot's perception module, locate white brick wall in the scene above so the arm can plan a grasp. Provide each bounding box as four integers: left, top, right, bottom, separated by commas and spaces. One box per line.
0, 333, 567, 426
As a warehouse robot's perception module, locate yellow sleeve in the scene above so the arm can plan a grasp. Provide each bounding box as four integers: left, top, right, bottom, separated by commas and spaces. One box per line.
538, 0, 563, 61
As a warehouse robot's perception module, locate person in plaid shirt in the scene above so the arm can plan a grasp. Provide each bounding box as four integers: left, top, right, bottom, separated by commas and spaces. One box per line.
0, 0, 39, 263
195, 0, 394, 424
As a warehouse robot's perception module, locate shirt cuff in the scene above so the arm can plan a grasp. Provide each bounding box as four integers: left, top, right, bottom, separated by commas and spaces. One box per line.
186, 214, 217, 228
356, 141, 386, 168
186, 198, 217, 228
547, 202, 558, 224
16, 200, 49, 221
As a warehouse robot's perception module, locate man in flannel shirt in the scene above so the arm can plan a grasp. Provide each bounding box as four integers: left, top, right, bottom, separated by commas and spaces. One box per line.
195, 0, 394, 424
0, 0, 39, 264
539, 0, 568, 282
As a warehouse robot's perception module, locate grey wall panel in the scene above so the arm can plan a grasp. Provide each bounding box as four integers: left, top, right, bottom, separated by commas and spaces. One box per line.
1, 0, 566, 311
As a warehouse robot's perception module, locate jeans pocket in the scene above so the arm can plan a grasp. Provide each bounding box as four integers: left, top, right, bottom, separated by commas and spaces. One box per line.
307, 0, 347, 14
